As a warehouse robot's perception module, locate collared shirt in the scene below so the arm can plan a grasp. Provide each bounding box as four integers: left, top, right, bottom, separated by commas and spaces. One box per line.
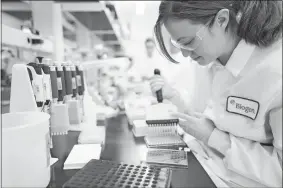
195, 39, 283, 187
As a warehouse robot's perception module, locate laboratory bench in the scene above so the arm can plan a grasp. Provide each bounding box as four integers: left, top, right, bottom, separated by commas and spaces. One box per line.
48, 114, 216, 188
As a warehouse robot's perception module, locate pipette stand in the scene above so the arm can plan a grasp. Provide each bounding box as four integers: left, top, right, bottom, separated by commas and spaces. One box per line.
9, 63, 54, 165
67, 99, 82, 125
50, 102, 70, 159
10, 64, 38, 113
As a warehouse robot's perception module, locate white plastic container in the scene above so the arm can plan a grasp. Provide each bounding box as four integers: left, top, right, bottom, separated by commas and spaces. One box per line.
2, 111, 51, 187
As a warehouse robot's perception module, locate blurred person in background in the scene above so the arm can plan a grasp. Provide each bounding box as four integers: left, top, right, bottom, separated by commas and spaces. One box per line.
125, 37, 173, 101
143, 37, 173, 80
145, 38, 156, 58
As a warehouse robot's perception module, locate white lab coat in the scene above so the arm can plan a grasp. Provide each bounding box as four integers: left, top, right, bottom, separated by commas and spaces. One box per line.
167, 53, 213, 113
162, 53, 213, 139
185, 39, 282, 187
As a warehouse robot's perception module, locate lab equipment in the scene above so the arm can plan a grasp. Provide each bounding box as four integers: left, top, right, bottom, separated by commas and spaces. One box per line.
145, 149, 188, 168
2, 111, 51, 187
26, 62, 45, 110
9, 64, 38, 112
124, 95, 153, 126
55, 63, 66, 103
40, 60, 70, 159
40, 58, 54, 148
50, 102, 70, 159
65, 62, 82, 124
76, 64, 86, 118
67, 99, 82, 124
154, 69, 163, 103
63, 144, 102, 170
40, 60, 71, 160
50, 103, 70, 134
132, 119, 148, 137
63, 159, 172, 188
62, 62, 82, 124
144, 119, 187, 149
49, 63, 59, 103
76, 64, 85, 96
39, 60, 52, 109
71, 63, 78, 98
76, 90, 106, 145
63, 62, 73, 101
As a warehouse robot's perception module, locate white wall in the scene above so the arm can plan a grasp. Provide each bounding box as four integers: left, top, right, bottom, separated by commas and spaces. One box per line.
115, 1, 160, 42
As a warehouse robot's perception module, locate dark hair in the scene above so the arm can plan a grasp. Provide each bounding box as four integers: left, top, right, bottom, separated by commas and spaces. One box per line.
154, 0, 282, 64
145, 37, 155, 45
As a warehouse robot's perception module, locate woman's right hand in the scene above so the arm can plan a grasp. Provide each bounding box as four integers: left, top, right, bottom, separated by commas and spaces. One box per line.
149, 75, 176, 100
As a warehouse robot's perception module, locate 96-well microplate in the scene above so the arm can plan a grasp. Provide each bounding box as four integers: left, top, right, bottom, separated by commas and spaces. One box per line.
63, 159, 172, 188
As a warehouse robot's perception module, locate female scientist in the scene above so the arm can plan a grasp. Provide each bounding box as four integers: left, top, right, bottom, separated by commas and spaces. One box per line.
150, 1, 282, 187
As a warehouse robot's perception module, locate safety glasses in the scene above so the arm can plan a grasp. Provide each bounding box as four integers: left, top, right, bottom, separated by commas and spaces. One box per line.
170, 22, 210, 51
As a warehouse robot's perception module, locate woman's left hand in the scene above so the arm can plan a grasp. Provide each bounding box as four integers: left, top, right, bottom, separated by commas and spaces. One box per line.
170, 111, 216, 145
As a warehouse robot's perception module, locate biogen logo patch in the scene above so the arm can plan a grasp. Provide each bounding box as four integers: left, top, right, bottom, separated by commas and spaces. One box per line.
226, 96, 260, 120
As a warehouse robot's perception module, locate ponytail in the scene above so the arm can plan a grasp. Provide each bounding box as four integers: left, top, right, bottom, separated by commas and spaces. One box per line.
236, 1, 282, 47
